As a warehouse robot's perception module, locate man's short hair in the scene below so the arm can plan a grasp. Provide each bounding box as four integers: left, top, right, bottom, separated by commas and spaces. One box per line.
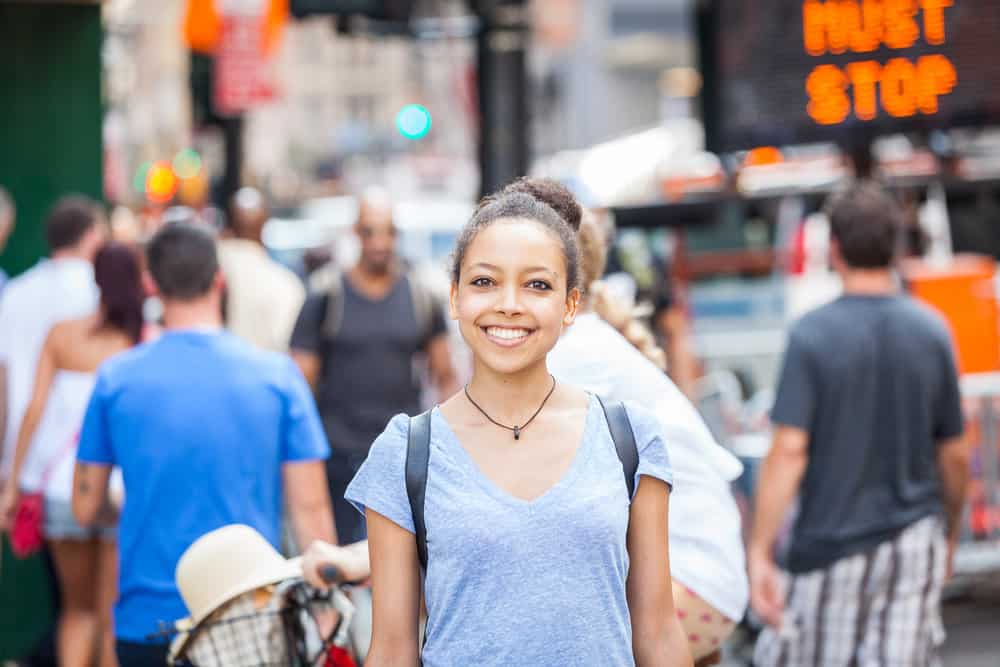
45, 195, 99, 252
146, 221, 219, 300
826, 181, 903, 269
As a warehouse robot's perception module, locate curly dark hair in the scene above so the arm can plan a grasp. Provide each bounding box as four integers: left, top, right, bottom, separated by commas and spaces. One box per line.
452, 180, 582, 291
502, 177, 583, 232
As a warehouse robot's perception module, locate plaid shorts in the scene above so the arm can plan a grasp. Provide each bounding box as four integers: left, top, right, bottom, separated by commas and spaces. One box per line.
754, 515, 947, 667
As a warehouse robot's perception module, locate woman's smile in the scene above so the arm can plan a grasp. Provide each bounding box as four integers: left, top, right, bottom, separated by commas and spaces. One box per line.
482, 325, 536, 347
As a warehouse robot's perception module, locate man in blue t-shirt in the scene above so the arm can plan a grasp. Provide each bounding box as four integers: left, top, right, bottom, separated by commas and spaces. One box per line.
73, 222, 334, 666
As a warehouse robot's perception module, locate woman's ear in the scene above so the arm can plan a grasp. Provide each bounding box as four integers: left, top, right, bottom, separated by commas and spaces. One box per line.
449, 282, 460, 320
563, 287, 581, 326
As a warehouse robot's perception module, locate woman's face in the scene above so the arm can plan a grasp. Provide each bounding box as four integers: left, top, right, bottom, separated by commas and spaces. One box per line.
451, 218, 580, 376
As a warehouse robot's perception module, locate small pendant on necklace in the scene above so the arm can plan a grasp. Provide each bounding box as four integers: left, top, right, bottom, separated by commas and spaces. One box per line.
513, 425, 521, 441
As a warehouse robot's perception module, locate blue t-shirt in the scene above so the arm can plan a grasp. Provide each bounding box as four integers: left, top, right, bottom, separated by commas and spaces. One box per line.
345, 396, 673, 666
77, 330, 330, 641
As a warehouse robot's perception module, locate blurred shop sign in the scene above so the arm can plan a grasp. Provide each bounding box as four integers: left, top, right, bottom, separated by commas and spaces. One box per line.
697, 0, 1000, 153
531, 0, 580, 50
213, 0, 277, 115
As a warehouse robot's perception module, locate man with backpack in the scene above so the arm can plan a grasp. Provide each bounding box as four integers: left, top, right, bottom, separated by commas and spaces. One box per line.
291, 188, 458, 545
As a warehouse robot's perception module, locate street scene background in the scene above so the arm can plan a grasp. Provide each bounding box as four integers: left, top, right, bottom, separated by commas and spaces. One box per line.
2, 0, 1000, 665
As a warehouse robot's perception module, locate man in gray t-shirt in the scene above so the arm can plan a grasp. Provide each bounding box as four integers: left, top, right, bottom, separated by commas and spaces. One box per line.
750, 183, 970, 666
291, 189, 458, 544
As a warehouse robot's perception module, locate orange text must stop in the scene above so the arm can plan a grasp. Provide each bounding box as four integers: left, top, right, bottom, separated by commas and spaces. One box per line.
806, 53, 956, 125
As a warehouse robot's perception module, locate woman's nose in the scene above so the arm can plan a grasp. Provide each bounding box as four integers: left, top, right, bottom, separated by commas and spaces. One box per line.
495, 284, 522, 315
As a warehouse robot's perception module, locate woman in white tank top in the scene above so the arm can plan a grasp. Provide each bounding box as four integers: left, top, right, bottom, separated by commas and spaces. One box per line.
1, 242, 146, 667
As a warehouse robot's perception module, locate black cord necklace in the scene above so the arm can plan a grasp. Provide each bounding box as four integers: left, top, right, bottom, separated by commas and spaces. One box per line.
464, 375, 557, 441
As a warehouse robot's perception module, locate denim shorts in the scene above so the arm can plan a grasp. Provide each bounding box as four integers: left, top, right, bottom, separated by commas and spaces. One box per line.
44, 497, 117, 542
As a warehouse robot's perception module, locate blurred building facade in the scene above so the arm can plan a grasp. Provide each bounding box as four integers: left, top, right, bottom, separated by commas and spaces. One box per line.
532, 0, 693, 156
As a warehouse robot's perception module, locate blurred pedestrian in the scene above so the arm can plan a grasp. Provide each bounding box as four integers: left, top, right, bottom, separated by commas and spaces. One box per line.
72, 221, 335, 666
290, 187, 458, 545
344, 187, 691, 665
217, 187, 305, 352
1, 242, 144, 667
525, 178, 747, 663
750, 182, 970, 666
0, 187, 15, 293
0, 196, 104, 487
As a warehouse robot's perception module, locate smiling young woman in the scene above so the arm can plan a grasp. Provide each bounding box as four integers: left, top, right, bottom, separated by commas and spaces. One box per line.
343, 182, 692, 667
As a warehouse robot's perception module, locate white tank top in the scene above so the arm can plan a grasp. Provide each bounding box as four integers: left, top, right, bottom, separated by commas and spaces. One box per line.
20, 370, 96, 502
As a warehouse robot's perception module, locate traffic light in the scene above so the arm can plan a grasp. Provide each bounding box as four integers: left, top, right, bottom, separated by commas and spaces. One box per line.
289, 0, 413, 21
396, 104, 432, 140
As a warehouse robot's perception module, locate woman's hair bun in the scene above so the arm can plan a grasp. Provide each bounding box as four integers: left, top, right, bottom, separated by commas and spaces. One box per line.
502, 177, 583, 232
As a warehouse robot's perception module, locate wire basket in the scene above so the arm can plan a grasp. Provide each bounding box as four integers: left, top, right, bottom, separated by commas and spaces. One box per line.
167, 578, 354, 667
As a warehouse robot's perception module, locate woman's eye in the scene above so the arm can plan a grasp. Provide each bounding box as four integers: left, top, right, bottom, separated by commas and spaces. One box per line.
471, 277, 494, 288
527, 280, 552, 291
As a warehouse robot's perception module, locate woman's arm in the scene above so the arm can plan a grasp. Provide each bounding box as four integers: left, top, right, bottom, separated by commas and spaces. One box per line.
364, 508, 422, 667
0, 331, 58, 527
627, 477, 693, 667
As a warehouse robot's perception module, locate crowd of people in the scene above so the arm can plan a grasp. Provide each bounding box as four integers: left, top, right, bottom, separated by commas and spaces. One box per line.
0, 176, 970, 667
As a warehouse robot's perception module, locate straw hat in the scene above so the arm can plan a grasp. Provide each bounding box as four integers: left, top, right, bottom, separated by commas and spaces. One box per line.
174, 524, 302, 628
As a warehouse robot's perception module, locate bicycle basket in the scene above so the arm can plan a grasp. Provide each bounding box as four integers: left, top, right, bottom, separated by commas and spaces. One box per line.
168, 578, 354, 667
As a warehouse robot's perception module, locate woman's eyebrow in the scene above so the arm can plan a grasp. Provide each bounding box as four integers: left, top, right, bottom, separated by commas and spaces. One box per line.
466, 262, 558, 277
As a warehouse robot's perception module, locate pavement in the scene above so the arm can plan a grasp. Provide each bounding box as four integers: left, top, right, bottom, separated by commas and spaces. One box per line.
718, 574, 1000, 666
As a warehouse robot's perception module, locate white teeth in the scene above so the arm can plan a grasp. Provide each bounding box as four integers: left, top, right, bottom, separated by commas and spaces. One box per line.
486, 327, 531, 341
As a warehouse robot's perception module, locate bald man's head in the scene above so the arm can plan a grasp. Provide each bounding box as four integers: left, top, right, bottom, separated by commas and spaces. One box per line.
230, 187, 268, 240
355, 187, 397, 275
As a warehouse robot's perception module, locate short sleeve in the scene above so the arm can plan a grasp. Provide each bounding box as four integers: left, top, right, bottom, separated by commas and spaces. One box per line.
622, 401, 673, 499
289, 292, 326, 354
770, 329, 817, 431
77, 371, 115, 466
344, 414, 415, 533
280, 357, 330, 462
935, 340, 964, 440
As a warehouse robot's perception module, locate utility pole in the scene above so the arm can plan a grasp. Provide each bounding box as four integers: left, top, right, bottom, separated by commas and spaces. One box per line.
475, 0, 530, 198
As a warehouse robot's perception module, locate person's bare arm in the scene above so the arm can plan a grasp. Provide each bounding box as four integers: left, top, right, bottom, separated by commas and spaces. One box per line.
364, 509, 421, 667
627, 477, 692, 667
658, 308, 699, 400
937, 433, 970, 574
284, 460, 336, 548
72, 463, 113, 527
749, 425, 809, 627
426, 335, 459, 399
302, 539, 370, 587
291, 350, 322, 391
0, 334, 57, 527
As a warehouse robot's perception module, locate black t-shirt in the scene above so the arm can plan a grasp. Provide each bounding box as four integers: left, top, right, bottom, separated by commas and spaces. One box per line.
290, 274, 448, 456
771, 294, 964, 573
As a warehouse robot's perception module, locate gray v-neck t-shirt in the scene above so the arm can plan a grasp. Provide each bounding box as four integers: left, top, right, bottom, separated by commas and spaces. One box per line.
345, 395, 673, 666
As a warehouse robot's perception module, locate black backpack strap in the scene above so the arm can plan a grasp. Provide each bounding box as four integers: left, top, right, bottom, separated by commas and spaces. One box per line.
596, 396, 639, 501
405, 410, 432, 572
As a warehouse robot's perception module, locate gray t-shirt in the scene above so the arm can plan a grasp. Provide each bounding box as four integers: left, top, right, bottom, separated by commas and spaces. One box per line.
771, 294, 964, 573
345, 396, 673, 666
290, 274, 447, 455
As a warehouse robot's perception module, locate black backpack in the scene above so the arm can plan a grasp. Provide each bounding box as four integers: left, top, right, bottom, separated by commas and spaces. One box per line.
404, 395, 640, 571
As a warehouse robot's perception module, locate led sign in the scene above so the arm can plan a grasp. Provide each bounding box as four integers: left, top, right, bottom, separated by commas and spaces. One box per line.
697, 1, 1000, 152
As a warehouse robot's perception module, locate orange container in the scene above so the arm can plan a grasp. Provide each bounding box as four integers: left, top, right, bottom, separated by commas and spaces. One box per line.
902, 254, 1000, 375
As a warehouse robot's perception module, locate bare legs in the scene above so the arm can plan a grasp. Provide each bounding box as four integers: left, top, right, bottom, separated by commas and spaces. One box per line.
49, 538, 119, 667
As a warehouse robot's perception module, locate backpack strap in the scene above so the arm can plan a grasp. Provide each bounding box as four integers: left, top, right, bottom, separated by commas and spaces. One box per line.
595, 396, 639, 501
405, 410, 433, 572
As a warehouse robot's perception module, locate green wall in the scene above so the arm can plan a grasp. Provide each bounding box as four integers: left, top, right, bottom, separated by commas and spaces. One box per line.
0, 3, 103, 279
0, 3, 103, 659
